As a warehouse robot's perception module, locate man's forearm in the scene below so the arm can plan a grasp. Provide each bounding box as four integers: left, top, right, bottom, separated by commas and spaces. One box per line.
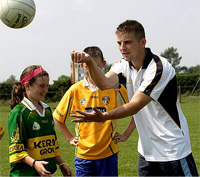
86, 59, 110, 90
105, 91, 152, 121
105, 102, 138, 121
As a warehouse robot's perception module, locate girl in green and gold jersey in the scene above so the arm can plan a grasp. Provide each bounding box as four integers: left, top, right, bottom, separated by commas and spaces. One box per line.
8, 65, 73, 176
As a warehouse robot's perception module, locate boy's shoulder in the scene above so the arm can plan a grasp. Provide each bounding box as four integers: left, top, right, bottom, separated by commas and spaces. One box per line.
69, 80, 84, 90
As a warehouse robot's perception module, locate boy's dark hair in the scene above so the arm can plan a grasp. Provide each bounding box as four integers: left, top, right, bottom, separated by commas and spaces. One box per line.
83, 46, 104, 62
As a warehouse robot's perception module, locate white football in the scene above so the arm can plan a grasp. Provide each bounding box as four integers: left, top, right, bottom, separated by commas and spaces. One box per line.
0, 0, 36, 29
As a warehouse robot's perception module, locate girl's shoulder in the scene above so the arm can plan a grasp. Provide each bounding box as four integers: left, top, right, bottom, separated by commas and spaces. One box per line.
10, 103, 29, 116
11, 103, 25, 112
9, 104, 27, 122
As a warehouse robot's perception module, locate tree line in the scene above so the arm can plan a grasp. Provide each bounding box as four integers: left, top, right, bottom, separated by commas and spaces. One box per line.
0, 47, 199, 102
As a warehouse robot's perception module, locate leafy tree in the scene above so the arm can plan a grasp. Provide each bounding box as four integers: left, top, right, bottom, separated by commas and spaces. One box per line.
4, 75, 17, 84
0, 75, 16, 100
57, 75, 69, 81
187, 65, 200, 74
161, 47, 182, 73
177, 74, 199, 94
179, 66, 188, 74
178, 65, 200, 74
0, 82, 13, 100
46, 75, 72, 102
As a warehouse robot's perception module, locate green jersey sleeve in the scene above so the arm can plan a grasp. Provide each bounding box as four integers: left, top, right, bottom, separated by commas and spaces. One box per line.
9, 105, 29, 164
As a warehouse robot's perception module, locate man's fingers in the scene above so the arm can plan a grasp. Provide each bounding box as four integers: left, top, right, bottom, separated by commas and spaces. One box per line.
71, 51, 79, 63
75, 109, 89, 116
70, 51, 75, 62
70, 108, 104, 123
71, 51, 88, 63
92, 107, 101, 114
75, 108, 99, 115
70, 113, 83, 118
71, 118, 85, 123
72, 108, 96, 116
77, 53, 82, 60
71, 109, 94, 118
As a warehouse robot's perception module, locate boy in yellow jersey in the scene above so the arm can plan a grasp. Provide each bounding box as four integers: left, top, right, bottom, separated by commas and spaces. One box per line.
53, 46, 129, 176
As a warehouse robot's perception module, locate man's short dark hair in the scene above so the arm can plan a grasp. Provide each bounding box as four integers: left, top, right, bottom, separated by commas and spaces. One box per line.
116, 20, 145, 41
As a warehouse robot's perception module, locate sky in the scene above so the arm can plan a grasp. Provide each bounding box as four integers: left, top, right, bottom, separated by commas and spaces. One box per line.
0, 0, 199, 84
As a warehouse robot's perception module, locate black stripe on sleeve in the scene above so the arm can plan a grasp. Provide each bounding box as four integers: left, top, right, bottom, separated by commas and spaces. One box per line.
144, 55, 163, 96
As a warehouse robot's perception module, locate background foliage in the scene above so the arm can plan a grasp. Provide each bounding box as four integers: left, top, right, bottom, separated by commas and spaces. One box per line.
177, 74, 200, 95
0, 74, 199, 101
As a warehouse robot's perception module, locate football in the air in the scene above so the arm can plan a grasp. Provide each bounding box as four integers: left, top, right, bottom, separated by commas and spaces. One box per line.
0, 0, 36, 29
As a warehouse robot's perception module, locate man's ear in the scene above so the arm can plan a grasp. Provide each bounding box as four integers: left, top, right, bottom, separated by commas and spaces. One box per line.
140, 38, 146, 48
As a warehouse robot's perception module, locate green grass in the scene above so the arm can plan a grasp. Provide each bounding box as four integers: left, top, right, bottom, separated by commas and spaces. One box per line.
0, 97, 199, 176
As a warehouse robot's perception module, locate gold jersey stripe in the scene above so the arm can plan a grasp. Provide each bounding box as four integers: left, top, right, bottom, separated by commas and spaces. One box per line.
10, 151, 28, 163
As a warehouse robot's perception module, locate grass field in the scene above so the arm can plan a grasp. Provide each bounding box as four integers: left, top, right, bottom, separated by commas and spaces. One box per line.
0, 97, 199, 176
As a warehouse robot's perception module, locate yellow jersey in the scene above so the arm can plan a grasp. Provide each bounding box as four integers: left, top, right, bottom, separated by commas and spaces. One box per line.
53, 79, 128, 160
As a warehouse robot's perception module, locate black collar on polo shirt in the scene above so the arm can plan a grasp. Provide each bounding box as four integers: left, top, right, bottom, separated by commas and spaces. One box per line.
128, 48, 153, 69
128, 60, 135, 69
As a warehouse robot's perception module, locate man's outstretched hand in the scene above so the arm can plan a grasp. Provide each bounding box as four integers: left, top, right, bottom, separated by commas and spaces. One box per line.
71, 107, 107, 123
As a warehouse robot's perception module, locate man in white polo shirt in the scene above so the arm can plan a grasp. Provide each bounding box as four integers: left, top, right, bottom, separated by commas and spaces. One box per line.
70, 20, 199, 176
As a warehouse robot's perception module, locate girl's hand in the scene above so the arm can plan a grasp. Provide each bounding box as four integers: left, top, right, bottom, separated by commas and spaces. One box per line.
60, 164, 73, 176
33, 160, 51, 176
113, 132, 128, 143
69, 136, 79, 146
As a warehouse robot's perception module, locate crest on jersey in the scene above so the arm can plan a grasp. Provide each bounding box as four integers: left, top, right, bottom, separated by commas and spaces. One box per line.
81, 98, 87, 105
11, 126, 20, 143
102, 96, 110, 105
33, 122, 40, 130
